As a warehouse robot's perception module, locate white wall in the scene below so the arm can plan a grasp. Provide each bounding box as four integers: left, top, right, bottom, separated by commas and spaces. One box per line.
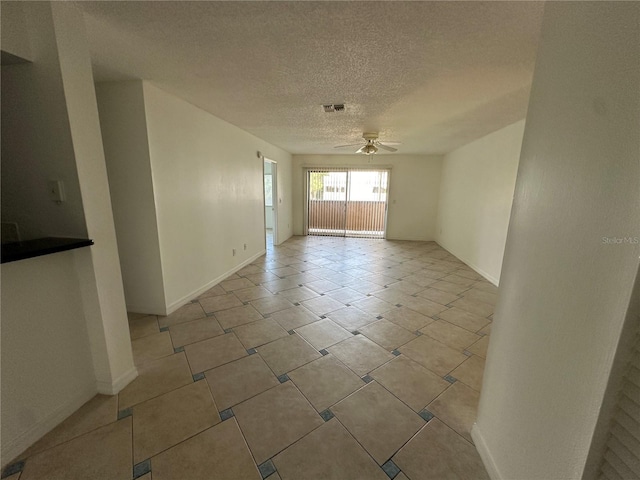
1, 2, 87, 241
292, 155, 443, 241
1, 4, 97, 465
142, 82, 293, 310
473, 3, 640, 479
268, 157, 292, 246
1, 253, 96, 466
1, 3, 136, 465
436, 120, 524, 284
96, 81, 167, 315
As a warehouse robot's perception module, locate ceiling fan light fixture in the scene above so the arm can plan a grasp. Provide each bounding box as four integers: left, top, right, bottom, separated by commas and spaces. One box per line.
361, 143, 378, 155
334, 132, 399, 154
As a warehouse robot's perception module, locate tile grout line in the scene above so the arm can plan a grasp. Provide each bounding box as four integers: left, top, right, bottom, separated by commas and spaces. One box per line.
28, 238, 493, 478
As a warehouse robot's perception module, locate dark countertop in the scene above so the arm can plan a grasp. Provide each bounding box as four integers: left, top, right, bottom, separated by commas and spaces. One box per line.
1, 237, 94, 264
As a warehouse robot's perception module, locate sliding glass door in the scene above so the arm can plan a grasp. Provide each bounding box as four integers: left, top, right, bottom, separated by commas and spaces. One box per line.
306, 168, 390, 239
345, 170, 388, 238
308, 170, 348, 236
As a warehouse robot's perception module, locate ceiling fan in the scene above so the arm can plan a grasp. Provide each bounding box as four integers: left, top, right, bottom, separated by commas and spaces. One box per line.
334, 133, 401, 155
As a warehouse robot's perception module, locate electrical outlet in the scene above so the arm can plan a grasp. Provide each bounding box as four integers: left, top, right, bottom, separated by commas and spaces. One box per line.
232, 249, 236, 256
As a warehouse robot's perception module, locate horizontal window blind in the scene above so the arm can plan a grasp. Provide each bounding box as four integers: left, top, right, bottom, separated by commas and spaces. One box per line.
599, 323, 640, 480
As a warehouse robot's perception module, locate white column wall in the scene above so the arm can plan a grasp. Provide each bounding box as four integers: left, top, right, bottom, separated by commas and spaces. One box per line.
51, 2, 136, 394
96, 81, 167, 315
473, 3, 640, 478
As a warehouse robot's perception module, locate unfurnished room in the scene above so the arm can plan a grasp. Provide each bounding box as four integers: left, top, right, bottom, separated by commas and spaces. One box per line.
1, 2, 639, 480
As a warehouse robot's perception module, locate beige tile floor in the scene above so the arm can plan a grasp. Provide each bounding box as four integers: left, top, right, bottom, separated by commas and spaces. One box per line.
5, 236, 496, 480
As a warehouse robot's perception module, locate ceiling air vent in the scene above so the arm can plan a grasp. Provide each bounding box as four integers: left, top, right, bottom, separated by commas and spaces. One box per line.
322, 103, 345, 113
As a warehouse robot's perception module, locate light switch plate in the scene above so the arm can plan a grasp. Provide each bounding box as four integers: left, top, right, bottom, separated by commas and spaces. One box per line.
48, 180, 65, 203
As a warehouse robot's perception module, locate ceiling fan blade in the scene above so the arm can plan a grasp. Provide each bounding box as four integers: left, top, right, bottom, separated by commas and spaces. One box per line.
356, 145, 366, 154
334, 143, 364, 149
377, 143, 398, 152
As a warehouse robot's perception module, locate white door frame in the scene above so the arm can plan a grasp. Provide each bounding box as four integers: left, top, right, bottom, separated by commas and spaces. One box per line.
263, 157, 278, 246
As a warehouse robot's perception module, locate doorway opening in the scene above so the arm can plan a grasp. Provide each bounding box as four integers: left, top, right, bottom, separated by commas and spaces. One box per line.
305, 167, 390, 239
263, 159, 278, 247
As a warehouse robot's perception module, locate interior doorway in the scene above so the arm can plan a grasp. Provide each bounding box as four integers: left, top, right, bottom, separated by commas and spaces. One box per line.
263, 159, 278, 247
305, 167, 390, 239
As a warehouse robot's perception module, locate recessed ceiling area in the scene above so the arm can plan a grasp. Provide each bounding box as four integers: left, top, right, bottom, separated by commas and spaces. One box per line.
79, 1, 543, 155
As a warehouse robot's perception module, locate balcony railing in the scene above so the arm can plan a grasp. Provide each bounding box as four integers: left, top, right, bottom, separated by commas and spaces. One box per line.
308, 200, 386, 238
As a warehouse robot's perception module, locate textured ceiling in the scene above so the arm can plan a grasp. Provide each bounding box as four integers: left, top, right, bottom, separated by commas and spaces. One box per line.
79, 1, 543, 155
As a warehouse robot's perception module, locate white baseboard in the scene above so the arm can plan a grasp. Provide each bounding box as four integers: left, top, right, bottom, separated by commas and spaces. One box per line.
165, 249, 267, 315
471, 423, 502, 480
96, 366, 138, 395
386, 236, 437, 242
125, 304, 167, 316
1, 384, 96, 468
435, 242, 500, 286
